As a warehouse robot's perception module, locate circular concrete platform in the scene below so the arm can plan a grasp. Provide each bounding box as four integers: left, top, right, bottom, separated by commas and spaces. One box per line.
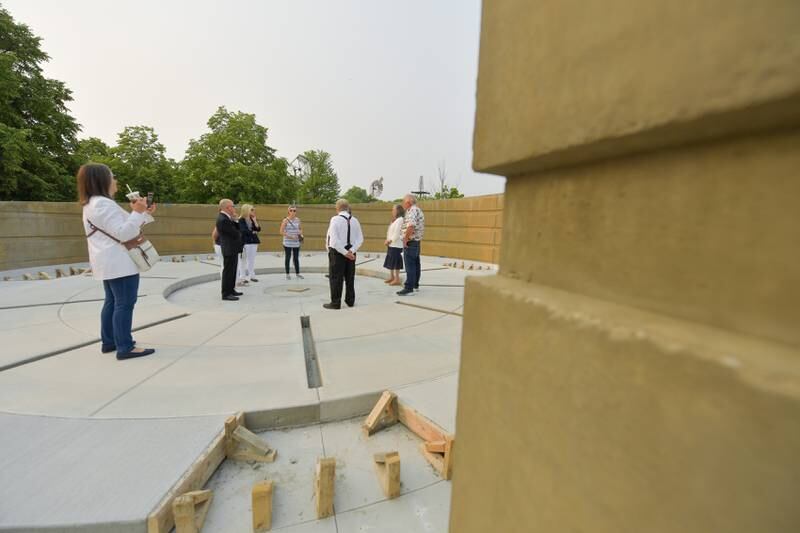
0, 251, 493, 532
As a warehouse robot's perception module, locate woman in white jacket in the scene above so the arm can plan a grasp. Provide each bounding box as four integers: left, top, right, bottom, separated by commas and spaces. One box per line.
382, 204, 405, 285
78, 163, 157, 360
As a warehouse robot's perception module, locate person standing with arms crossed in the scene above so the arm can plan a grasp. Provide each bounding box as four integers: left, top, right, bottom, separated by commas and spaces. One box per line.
323, 199, 364, 309
396, 194, 425, 296
217, 199, 244, 301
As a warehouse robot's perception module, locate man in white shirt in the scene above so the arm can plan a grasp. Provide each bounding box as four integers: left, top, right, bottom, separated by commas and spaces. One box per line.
324, 199, 364, 309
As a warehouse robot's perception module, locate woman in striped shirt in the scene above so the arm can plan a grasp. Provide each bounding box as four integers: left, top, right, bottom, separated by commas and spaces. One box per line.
280, 205, 304, 280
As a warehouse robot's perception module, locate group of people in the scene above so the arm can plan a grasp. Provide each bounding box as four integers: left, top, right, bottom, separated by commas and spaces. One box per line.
77, 161, 426, 362
214, 200, 305, 301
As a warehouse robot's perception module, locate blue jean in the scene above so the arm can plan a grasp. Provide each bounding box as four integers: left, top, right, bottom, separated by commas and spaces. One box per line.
101, 274, 140, 355
403, 240, 421, 290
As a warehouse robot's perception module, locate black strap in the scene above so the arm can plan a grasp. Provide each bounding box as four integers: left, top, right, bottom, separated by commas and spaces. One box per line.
338, 214, 352, 250
86, 219, 121, 243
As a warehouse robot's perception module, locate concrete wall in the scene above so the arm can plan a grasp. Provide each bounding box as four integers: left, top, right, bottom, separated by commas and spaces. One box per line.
452, 1, 800, 533
0, 194, 502, 271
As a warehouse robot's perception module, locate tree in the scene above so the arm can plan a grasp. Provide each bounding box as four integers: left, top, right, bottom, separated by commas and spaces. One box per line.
74, 137, 110, 163
177, 107, 296, 204
106, 126, 178, 202
0, 7, 80, 201
297, 149, 340, 204
431, 161, 465, 199
343, 185, 376, 204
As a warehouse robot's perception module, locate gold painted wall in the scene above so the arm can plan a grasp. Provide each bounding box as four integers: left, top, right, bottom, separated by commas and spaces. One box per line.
0, 194, 502, 271
452, 1, 800, 532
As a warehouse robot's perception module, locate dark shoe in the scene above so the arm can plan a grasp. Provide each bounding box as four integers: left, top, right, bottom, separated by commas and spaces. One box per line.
232, 290, 244, 296
345, 302, 354, 308
222, 295, 240, 301
117, 348, 155, 360
102, 341, 135, 354
250, 278, 259, 282
396, 288, 414, 296
323, 303, 341, 310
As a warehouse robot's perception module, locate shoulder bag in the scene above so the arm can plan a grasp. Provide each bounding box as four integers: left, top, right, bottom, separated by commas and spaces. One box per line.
87, 220, 160, 272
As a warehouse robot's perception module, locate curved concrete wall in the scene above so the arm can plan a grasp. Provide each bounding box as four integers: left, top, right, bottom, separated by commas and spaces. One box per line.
0, 194, 502, 271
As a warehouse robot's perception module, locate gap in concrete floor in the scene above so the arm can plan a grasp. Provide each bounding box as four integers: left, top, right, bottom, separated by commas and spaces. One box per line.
203, 417, 451, 532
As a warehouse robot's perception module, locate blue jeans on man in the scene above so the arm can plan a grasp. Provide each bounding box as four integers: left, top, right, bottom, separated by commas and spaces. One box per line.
403, 240, 421, 291
101, 273, 139, 355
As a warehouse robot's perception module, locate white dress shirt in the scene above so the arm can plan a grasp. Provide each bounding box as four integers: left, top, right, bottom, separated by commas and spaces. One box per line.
327, 212, 364, 256
82, 196, 153, 280
386, 218, 404, 248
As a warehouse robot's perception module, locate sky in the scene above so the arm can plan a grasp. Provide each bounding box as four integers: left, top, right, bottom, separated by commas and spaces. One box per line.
3, 0, 505, 200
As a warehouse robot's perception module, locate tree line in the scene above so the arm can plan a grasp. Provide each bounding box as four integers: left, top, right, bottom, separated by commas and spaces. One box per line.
0, 6, 463, 206
0, 6, 339, 205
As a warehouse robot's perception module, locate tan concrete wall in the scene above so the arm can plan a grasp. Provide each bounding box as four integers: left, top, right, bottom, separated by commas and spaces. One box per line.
452, 1, 800, 532
0, 194, 502, 271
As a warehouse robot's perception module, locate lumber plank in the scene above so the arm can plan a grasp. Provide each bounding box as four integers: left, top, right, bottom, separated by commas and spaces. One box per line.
397, 403, 447, 443
172, 490, 212, 533
233, 425, 272, 455
252, 480, 273, 532
362, 390, 398, 436
424, 440, 447, 454
315, 458, 336, 519
147, 412, 243, 533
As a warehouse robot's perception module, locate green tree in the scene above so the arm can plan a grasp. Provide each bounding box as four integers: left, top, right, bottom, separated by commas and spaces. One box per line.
106, 126, 178, 202
297, 149, 340, 204
178, 106, 295, 204
433, 186, 465, 200
74, 137, 110, 163
0, 7, 80, 201
342, 185, 376, 204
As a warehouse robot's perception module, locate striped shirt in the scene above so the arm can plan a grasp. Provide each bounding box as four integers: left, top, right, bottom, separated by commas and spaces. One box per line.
283, 217, 302, 248
402, 205, 425, 241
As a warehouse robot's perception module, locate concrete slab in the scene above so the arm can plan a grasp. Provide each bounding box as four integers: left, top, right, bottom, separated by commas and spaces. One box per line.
396, 373, 459, 433
94, 343, 317, 418
0, 412, 228, 533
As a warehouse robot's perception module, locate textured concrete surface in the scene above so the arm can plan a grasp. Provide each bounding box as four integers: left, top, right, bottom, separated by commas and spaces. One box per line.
0, 413, 227, 533
0, 251, 481, 532
454, 1, 800, 532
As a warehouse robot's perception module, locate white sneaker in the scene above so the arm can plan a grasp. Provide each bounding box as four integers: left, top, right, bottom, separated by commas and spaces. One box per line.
296, 274, 304, 279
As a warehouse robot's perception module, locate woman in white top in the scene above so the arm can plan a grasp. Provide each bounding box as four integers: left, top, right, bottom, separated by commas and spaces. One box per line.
79, 163, 156, 360
382, 204, 405, 285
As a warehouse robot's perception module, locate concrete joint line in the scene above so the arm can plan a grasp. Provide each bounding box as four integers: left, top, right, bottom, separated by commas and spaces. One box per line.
0, 312, 191, 373
0, 294, 148, 310
301, 315, 323, 388
394, 301, 464, 317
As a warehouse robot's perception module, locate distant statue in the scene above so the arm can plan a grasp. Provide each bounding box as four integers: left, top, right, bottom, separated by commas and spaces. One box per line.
369, 177, 384, 198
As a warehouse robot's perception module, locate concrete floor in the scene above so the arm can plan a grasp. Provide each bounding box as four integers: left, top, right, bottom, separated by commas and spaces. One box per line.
0, 251, 490, 532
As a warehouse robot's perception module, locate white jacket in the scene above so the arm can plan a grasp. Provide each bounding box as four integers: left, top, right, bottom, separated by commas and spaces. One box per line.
386, 218, 403, 248
82, 196, 154, 280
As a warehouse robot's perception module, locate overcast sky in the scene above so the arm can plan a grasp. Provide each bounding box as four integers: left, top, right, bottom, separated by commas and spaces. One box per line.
4, 0, 505, 200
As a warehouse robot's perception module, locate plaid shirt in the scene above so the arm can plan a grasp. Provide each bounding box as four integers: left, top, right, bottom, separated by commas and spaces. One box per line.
402, 205, 425, 241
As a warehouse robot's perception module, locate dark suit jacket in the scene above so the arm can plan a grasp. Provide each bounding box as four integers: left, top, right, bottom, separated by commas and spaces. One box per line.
238, 217, 261, 245
216, 212, 243, 256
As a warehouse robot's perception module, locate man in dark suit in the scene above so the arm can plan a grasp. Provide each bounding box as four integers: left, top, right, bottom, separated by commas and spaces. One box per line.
216, 199, 243, 301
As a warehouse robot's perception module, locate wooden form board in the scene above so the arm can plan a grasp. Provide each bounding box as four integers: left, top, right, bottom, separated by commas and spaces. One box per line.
252, 480, 274, 532
315, 458, 336, 519
364, 392, 456, 481
172, 490, 212, 533
147, 413, 244, 533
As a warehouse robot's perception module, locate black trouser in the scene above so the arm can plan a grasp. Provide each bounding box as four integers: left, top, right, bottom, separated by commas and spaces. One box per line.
328, 249, 355, 306
221, 253, 238, 296
284, 246, 300, 274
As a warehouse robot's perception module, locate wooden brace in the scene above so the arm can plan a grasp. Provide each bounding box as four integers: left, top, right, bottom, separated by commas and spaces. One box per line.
224, 415, 277, 463
172, 490, 212, 533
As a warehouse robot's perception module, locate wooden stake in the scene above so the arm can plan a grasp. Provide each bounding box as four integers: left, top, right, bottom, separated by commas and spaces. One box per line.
172, 490, 212, 533
224, 415, 277, 463
424, 440, 446, 454
252, 480, 273, 532
315, 458, 336, 519
373, 451, 401, 499
362, 391, 398, 436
